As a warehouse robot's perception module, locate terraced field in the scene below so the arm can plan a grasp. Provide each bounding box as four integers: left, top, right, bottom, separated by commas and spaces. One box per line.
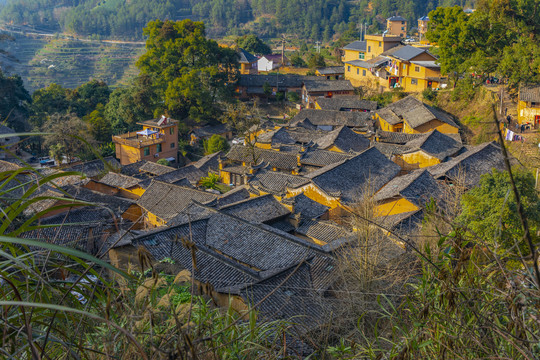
0, 32, 144, 91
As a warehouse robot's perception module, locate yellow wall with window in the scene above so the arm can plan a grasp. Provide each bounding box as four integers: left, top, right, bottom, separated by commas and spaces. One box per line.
345, 63, 383, 88
374, 113, 403, 132
518, 100, 540, 125
342, 49, 365, 62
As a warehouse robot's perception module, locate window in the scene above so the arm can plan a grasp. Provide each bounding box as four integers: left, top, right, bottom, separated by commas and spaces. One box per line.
363, 69, 366, 76
143, 147, 150, 156
401, 27, 405, 30
401, 21, 405, 24
170, 127, 174, 135
415, 66, 420, 72
411, 79, 418, 85
403, 64, 407, 70
379, 41, 381, 47
156, 143, 162, 153
357, 68, 359, 74
347, 66, 350, 72
170, 142, 175, 148
368, 46, 371, 52
359, 53, 364, 59
532, 102, 539, 107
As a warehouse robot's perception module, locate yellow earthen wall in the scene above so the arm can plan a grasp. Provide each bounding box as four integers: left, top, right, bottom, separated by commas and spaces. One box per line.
375, 197, 419, 217
518, 100, 540, 125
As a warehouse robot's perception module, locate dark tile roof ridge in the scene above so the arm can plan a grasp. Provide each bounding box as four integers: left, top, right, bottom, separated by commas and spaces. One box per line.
235, 257, 316, 292
191, 200, 331, 254
306, 146, 377, 180
373, 169, 427, 201
193, 242, 263, 279
218, 193, 274, 210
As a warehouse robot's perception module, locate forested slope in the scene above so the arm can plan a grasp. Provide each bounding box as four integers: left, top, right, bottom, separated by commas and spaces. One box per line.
0, 0, 474, 39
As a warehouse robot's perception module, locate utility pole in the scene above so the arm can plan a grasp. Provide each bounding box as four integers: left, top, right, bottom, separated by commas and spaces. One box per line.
364, 22, 367, 40
315, 41, 321, 53
281, 35, 285, 65
359, 23, 362, 40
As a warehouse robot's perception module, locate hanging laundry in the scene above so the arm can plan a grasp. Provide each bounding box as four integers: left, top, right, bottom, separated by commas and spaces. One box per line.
505, 129, 514, 141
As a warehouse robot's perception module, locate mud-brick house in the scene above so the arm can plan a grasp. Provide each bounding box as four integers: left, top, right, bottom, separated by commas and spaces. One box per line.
387, 16, 407, 37
287, 147, 401, 210
290, 109, 373, 132
238, 48, 258, 75
375, 96, 459, 134
341, 40, 367, 62
517, 85, 540, 127
373, 169, 441, 218
392, 130, 463, 170
315, 66, 345, 80
302, 80, 355, 108
86, 172, 146, 199
428, 142, 507, 188
112, 116, 178, 166
136, 180, 218, 227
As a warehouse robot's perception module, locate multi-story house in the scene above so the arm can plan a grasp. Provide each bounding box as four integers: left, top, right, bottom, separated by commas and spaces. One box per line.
112, 116, 178, 165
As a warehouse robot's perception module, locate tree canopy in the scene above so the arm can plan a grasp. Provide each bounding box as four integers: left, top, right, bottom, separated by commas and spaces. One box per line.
235, 34, 271, 55
427, 1, 540, 88
457, 168, 540, 255
136, 19, 238, 122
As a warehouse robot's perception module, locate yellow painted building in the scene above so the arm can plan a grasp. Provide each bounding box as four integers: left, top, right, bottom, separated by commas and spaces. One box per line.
364, 34, 402, 59
113, 116, 178, 166
341, 40, 367, 62
375, 96, 459, 134
517, 85, 540, 126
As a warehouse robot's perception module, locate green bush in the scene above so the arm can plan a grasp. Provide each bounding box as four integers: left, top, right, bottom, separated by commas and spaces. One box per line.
287, 91, 300, 102
422, 87, 437, 101
156, 158, 170, 166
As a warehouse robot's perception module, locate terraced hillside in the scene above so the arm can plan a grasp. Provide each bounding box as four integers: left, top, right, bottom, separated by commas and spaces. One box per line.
0, 32, 143, 91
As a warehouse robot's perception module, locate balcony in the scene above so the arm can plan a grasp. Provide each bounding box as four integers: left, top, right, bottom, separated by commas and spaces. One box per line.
112, 131, 164, 148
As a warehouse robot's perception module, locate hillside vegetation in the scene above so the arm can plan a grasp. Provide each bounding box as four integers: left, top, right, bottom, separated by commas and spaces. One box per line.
0, 0, 473, 39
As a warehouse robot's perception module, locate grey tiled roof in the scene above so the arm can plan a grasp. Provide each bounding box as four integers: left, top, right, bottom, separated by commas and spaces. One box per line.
61, 157, 121, 178
248, 169, 310, 195
306, 147, 401, 202
388, 15, 406, 21
137, 181, 218, 222
153, 165, 205, 186
282, 193, 329, 220
238, 48, 257, 63
382, 45, 426, 61
299, 148, 354, 167
519, 85, 540, 103
374, 170, 442, 207
220, 194, 290, 224
139, 162, 176, 176
372, 142, 409, 158
377, 96, 458, 130
191, 151, 224, 173
342, 40, 367, 52
315, 96, 377, 111
303, 80, 354, 92
314, 126, 371, 153
375, 130, 424, 144
216, 185, 251, 208
257, 127, 324, 146
376, 209, 424, 234
98, 172, 141, 189
238, 74, 319, 88
61, 185, 136, 216
291, 109, 373, 128
226, 145, 299, 170
191, 123, 231, 138
296, 219, 355, 244
402, 130, 462, 160
120, 160, 148, 176
427, 142, 506, 188
316, 66, 345, 75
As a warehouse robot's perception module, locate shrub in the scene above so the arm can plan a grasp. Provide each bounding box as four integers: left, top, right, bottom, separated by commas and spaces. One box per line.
156, 158, 170, 166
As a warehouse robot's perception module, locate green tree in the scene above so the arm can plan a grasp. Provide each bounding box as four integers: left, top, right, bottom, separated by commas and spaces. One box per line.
307, 52, 326, 68
0, 70, 31, 131
235, 34, 271, 55
199, 172, 221, 190
203, 134, 229, 155
289, 52, 306, 67
136, 19, 238, 122
71, 80, 111, 117
30, 83, 71, 128
262, 81, 272, 96
83, 104, 111, 143
156, 158, 170, 166
458, 168, 540, 255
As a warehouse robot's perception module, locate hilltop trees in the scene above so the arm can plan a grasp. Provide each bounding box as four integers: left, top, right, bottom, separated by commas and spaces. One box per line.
0, 71, 31, 131
136, 19, 239, 122
235, 34, 271, 55
427, 1, 540, 88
